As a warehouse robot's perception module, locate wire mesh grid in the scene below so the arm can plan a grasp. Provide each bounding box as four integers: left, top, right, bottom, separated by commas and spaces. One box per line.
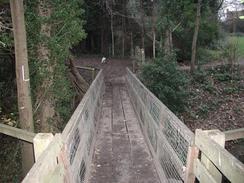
126, 69, 194, 182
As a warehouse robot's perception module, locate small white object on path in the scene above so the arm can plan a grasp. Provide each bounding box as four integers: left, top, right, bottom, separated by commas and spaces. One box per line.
101, 57, 106, 63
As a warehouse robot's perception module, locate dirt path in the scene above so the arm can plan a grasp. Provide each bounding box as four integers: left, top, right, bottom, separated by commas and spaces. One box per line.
179, 59, 244, 71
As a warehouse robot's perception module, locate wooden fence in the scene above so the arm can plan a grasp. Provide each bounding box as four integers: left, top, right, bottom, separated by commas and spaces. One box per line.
191, 129, 244, 183
22, 70, 105, 182
126, 68, 194, 182
126, 68, 244, 183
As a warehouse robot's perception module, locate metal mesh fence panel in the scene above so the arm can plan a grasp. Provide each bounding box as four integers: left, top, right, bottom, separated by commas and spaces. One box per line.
126, 69, 194, 182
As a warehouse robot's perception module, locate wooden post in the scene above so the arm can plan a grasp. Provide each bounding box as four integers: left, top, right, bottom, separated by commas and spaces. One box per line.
33, 133, 54, 160
92, 68, 95, 81
201, 130, 225, 183
195, 129, 244, 183
141, 48, 145, 64
10, 0, 35, 176
184, 145, 199, 183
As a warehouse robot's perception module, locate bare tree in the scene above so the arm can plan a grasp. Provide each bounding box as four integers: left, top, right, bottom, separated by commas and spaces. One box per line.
152, 0, 157, 59
191, 0, 202, 73
105, 0, 115, 56
140, 0, 145, 51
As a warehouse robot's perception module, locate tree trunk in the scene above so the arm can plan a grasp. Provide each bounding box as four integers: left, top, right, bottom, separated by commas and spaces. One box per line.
111, 13, 115, 57
69, 59, 89, 93
101, 29, 104, 54
130, 32, 134, 57
36, 0, 55, 132
10, 0, 34, 176
122, 1, 126, 57
101, 15, 104, 55
233, 11, 237, 33
122, 17, 125, 57
153, 29, 156, 59
191, 0, 202, 73
164, 29, 173, 55
140, 0, 145, 51
152, 2, 157, 59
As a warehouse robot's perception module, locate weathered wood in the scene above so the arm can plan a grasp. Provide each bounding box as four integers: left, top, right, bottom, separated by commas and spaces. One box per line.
195, 129, 244, 183
201, 130, 225, 183
75, 66, 96, 71
184, 145, 199, 183
194, 159, 218, 183
33, 133, 54, 160
92, 69, 95, 81
68, 72, 85, 97
126, 68, 194, 182
224, 128, 244, 141
0, 123, 35, 143
23, 70, 105, 182
43, 165, 64, 183
22, 134, 64, 183
69, 59, 89, 92
10, 0, 35, 175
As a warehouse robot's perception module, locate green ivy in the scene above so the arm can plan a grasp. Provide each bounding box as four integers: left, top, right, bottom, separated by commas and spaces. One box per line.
25, 0, 86, 130
140, 54, 189, 113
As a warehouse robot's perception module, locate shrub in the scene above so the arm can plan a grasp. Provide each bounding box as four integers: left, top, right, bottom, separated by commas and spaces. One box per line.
140, 54, 189, 113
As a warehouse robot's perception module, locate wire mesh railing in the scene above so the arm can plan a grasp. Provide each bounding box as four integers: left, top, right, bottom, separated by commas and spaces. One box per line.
126, 68, 194, 182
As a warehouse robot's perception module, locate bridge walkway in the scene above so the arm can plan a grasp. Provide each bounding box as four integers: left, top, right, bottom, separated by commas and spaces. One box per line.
88, 78, 160, 183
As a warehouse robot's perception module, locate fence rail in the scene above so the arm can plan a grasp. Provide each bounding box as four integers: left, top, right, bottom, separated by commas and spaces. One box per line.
125, 68, 244, 183
224, 128, 244, 141
193, 129, 244, 183
23, 70, 105, 183
126, 68, 194, 182
0, 123, 36, 143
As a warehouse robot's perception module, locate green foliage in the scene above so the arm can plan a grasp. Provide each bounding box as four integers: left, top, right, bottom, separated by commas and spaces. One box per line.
158, 0, 222, 61
186, 64, 242, 120
25, 0, 86, 129
140, 54, 189, 113
197, 48, 222, 64
192, 68, 208, 83
221, 37, 239, 65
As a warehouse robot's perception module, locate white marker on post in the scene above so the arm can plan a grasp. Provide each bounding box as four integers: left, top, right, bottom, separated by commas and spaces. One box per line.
22, 65, 30, 82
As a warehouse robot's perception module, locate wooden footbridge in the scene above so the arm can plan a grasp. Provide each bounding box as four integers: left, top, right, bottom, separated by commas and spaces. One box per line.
1, 67, 244, 183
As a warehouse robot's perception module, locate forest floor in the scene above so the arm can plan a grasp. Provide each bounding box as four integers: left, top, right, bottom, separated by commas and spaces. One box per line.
181, 65, 244, 162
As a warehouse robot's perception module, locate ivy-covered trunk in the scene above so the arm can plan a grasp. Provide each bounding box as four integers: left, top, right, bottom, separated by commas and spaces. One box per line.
35, 0, 55, 132
25, 0, 86, 133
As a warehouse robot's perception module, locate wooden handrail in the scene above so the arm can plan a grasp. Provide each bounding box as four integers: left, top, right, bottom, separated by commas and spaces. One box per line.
75, 66, 96, 71
75, 66, 97, 81
195, 129, 244, 183
224, 128, 244, 141
0, 123, 36, 143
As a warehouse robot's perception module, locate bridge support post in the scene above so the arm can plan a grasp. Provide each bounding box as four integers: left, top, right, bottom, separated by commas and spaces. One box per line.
200, 130, 225, 183
33, 133, 54, 160
184, 145, 199, 183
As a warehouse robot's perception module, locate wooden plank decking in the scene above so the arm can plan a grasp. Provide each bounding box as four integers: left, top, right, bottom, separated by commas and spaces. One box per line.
88, 78, 160, 183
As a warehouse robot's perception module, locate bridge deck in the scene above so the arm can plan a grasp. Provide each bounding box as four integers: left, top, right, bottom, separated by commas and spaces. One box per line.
88, 79, 160, 183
